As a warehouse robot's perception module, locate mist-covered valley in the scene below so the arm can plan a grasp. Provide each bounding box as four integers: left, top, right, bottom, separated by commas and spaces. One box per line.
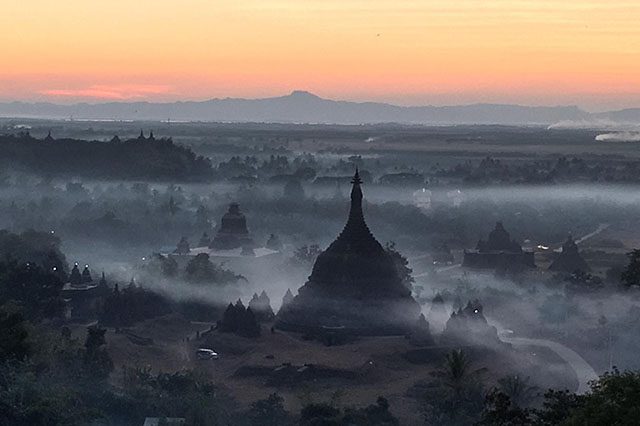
3, 120, 640, 426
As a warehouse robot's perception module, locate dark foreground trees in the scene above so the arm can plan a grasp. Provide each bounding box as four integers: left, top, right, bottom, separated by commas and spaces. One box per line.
299, 397, 399, 426
477, 369, 640, 426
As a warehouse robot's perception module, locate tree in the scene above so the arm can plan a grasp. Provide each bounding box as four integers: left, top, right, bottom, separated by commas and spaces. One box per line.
293, 245, 322, 266
148, 253, 179, 277
0, 307, 30, 362
185, 253, 242, 285
299, 403, 342, 426
476, 389, 533, 426
437, 349, 486, 398
342, 397, 400, 426
424, 349, 486, 426
83, 325, 113, 381
496, 375, 537, 408
621, 249, 640, 288
247, 393, 291, 426
474, 370, 640, 426
0, 229, 68, 277
385, 241, 414, 290
560, 369, 640, 426
534, 389, 584, 426
299, 397, 400, 426
0, 259, 65, 320
121, 367, 234, 426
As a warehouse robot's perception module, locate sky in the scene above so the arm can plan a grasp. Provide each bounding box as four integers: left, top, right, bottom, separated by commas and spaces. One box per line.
1, 0, 640, 111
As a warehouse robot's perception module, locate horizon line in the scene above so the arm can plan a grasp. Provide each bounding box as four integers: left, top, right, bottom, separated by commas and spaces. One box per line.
0, 90, 611, 111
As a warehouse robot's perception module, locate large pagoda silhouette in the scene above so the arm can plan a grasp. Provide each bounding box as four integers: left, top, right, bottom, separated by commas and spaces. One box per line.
276, 169, 421, 335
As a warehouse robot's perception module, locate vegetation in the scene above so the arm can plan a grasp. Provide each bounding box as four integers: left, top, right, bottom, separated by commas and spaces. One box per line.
422, 349, 487, 426
621, 249, 640, 288
184, 253, 244, 285
299, 397, 399, 426
99, 283, 172, 327
477, 369, 640, 426
0, 133, 212, 181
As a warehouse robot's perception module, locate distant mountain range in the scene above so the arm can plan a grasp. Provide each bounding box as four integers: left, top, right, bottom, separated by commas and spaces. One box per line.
1, 90, 639, 126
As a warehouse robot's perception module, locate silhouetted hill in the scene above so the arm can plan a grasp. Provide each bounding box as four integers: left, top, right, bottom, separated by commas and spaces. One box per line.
0, 91, 591, 125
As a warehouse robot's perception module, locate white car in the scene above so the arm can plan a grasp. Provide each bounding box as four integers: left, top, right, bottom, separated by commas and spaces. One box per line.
196, 348, 219, 360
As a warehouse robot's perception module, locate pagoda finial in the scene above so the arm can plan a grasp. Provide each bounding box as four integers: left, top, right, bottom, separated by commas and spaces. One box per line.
352, 167, 362, 185
350, 168, 363, 208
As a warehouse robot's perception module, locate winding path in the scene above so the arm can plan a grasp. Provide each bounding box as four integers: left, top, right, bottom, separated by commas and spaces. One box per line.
499, 333, 598, 394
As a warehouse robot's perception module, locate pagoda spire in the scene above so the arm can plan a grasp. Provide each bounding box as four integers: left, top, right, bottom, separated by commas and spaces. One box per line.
330, 167, 378, 251
348, 167, 364, 223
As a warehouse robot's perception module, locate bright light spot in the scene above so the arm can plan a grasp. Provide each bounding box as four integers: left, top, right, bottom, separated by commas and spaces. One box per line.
85, 264, 89, 268
474, 309, 479, 314
141, 257, 146, 261
50, 230, 55, 234
52, 266, 57, 271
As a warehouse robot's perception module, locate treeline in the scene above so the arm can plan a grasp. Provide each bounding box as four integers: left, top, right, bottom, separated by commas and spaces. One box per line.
0, 132, 212, 180
433, 155, 640, 185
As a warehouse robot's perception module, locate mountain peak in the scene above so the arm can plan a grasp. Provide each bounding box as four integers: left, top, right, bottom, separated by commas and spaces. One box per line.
288, 90, 321, 100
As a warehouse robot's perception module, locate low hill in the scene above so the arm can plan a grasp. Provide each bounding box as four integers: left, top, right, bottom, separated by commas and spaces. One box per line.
0, 133, 212, 180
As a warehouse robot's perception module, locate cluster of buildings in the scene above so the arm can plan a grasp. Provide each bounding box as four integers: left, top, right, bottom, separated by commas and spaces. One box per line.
61, 263, 110, 319
164, 202, 281, 278
462, 221, 591, 274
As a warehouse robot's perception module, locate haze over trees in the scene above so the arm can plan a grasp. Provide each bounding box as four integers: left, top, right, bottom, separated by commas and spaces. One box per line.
2, 122, 640, 425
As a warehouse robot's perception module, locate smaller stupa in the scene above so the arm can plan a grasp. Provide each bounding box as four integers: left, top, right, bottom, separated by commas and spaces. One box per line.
440, 300, 501, 347
549, 235, 590, 273
174, 237, 191, 254
210, 203, 254, 250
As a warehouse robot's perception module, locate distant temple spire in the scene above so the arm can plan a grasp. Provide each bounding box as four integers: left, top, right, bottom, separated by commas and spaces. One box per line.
44, 130, 54, 142
138, 129, 145, 140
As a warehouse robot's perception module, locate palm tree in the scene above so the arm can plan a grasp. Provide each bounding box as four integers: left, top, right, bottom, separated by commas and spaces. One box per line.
425, 349, 487, 425
497, 375, 538, 407
436, 349, 486, 397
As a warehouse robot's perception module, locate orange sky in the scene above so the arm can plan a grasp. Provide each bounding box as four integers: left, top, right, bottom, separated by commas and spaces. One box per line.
1, 0, 640, 110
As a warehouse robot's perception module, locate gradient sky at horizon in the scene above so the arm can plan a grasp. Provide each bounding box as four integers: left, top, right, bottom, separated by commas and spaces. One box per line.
2, 0, 640, 111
